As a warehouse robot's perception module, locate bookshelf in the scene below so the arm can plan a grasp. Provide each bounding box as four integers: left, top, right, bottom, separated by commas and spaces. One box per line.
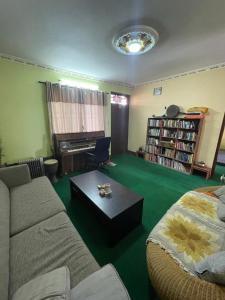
145, 117, 204, 174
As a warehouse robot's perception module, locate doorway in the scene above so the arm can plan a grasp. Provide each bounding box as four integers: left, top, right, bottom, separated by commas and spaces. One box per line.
217, 126, 225, 165
111, 93, 129, 155
212, 113, 225, 177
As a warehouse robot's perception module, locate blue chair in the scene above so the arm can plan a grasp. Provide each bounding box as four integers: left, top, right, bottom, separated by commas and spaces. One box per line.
86, 137, 111, 169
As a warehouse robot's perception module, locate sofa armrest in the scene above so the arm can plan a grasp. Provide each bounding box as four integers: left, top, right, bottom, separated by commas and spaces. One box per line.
70, 264, 130, 300
194, 186, 221, 193
0, 165, 31, 188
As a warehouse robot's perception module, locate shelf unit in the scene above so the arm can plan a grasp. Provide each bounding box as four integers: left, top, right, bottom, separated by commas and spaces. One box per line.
145, 117, 204, 174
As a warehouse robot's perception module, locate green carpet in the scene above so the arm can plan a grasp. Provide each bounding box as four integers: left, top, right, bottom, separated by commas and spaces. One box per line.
53, 154, 225, 300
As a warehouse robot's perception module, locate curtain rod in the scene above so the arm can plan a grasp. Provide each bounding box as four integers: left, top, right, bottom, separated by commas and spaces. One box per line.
38, 81, 110, 94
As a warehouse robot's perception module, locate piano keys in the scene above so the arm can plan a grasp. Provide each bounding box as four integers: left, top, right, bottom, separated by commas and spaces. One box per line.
54, 131, 105, 175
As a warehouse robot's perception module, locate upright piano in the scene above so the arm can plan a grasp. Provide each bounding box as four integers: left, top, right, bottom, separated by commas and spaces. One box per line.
54, 131, 105, 175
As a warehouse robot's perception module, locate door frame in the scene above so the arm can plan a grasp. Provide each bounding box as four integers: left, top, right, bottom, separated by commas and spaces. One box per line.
110, 92, 130, 155
211, 112, 225, 175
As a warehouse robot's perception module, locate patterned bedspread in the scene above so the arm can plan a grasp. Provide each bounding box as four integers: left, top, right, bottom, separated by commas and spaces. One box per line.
147, 191, 225, 275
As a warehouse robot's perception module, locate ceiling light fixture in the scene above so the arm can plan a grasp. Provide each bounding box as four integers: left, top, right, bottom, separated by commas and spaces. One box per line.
112, 25, 159, 55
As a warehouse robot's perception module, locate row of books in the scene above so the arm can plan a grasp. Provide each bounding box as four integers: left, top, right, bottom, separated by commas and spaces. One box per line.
162, 119, 197, 129
158, 156, 173, 167
146, 137, 159, 145
145, 153, 189, 173
161, 129, 177, 138
175, 152, 193, 163
158, 157, 188, 173
175, 142, 195, 152
145, 145, 158, 154
145, 146, 175, 158
149, 128, 197, 141
148, 119, 161, 127
176, 131, 196, 141
148, 128, 160, 136
145, 153, 158, 162
148, 118, 198, 130
160, 149, 174, 158
174, 161, 188, 173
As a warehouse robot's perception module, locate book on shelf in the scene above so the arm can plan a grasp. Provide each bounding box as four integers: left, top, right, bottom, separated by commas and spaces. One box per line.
145, 153, 158, 162
175, 151, 193, 163
148, 119, 161, 127
173, 161, 188, 173
148, 128, 160, 136
176, 131, 196, 141
147, 137, 159, 145
158, 156, 173, 167
145, 145, 158, 154
175, 141, 195, 152
162, 129, 177, 138
162, 119, 197, 129
160, 148, 175, 158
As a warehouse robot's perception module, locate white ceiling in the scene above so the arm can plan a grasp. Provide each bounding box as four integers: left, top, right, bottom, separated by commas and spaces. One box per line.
1, 0, 225, 86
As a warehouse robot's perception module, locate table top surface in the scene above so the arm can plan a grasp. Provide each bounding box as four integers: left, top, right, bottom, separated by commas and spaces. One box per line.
192, 164, 211, 171
70, 170, 143, 219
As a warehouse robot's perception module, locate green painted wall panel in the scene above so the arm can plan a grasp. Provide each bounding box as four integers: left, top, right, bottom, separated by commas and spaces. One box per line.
0, 58, 132, 163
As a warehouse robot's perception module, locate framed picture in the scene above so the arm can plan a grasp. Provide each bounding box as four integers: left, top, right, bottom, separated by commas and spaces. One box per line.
153, 87, 162, 96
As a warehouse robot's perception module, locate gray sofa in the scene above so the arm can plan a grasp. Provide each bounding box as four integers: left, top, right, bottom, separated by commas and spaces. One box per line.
0, 164, 130, 300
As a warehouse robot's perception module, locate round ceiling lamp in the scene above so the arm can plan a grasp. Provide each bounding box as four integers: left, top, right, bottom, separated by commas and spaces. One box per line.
112, 25, 159, 55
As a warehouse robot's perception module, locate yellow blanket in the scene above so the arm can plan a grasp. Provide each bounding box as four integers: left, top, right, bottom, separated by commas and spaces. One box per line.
147, 191, 225, 275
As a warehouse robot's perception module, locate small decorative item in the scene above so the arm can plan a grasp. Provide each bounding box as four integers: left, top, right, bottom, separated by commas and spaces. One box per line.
136, 146, 145, 158
153, 87, 162, 96
196, 161, 206, 167
97, 183, 112, 197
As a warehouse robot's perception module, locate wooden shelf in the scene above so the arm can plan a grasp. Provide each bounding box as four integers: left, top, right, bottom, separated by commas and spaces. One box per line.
146, 117, 203, 174
175, 148, 194, 154
174, 158, 192, 165
148, 144, 161, 147
162, 126, 197, 131
147, 135, 160, 138
158, 154, 174, 160
176, 138, 196, 143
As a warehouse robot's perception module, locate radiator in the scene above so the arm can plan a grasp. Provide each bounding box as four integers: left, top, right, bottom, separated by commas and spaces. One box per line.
18, 157, 44, 179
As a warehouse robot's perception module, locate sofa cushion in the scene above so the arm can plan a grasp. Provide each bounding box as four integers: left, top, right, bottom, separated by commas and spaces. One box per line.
10, 176, 66, 235
217, 201, 225, 221
70, 264, 130, 300
195, 251, 225, 285
0, 164, 31, 188
12, 266, 70, 300
0, 180, 10, 300
214, 185, 225, 203
10, 212, 99, 296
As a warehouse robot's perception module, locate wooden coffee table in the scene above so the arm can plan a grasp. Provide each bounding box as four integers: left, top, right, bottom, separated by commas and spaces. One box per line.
70, 170, 144, 246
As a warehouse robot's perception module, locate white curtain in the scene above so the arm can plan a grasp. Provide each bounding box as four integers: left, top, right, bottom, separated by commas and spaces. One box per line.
46, 82, 106, 134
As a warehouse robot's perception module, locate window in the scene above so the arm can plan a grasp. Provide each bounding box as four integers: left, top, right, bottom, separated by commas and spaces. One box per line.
46, 83, 105, 134
111, 93, 128, 106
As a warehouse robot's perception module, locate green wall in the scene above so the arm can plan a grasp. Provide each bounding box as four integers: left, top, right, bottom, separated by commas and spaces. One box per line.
0, 58, 132, 163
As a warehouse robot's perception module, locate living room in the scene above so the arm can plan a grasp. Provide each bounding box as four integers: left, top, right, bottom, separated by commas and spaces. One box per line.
1, 1, 225, 300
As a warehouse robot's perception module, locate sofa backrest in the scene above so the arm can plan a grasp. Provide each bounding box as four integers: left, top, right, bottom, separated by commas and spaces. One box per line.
0, 165, 31, 188
0, 180, 10, 300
